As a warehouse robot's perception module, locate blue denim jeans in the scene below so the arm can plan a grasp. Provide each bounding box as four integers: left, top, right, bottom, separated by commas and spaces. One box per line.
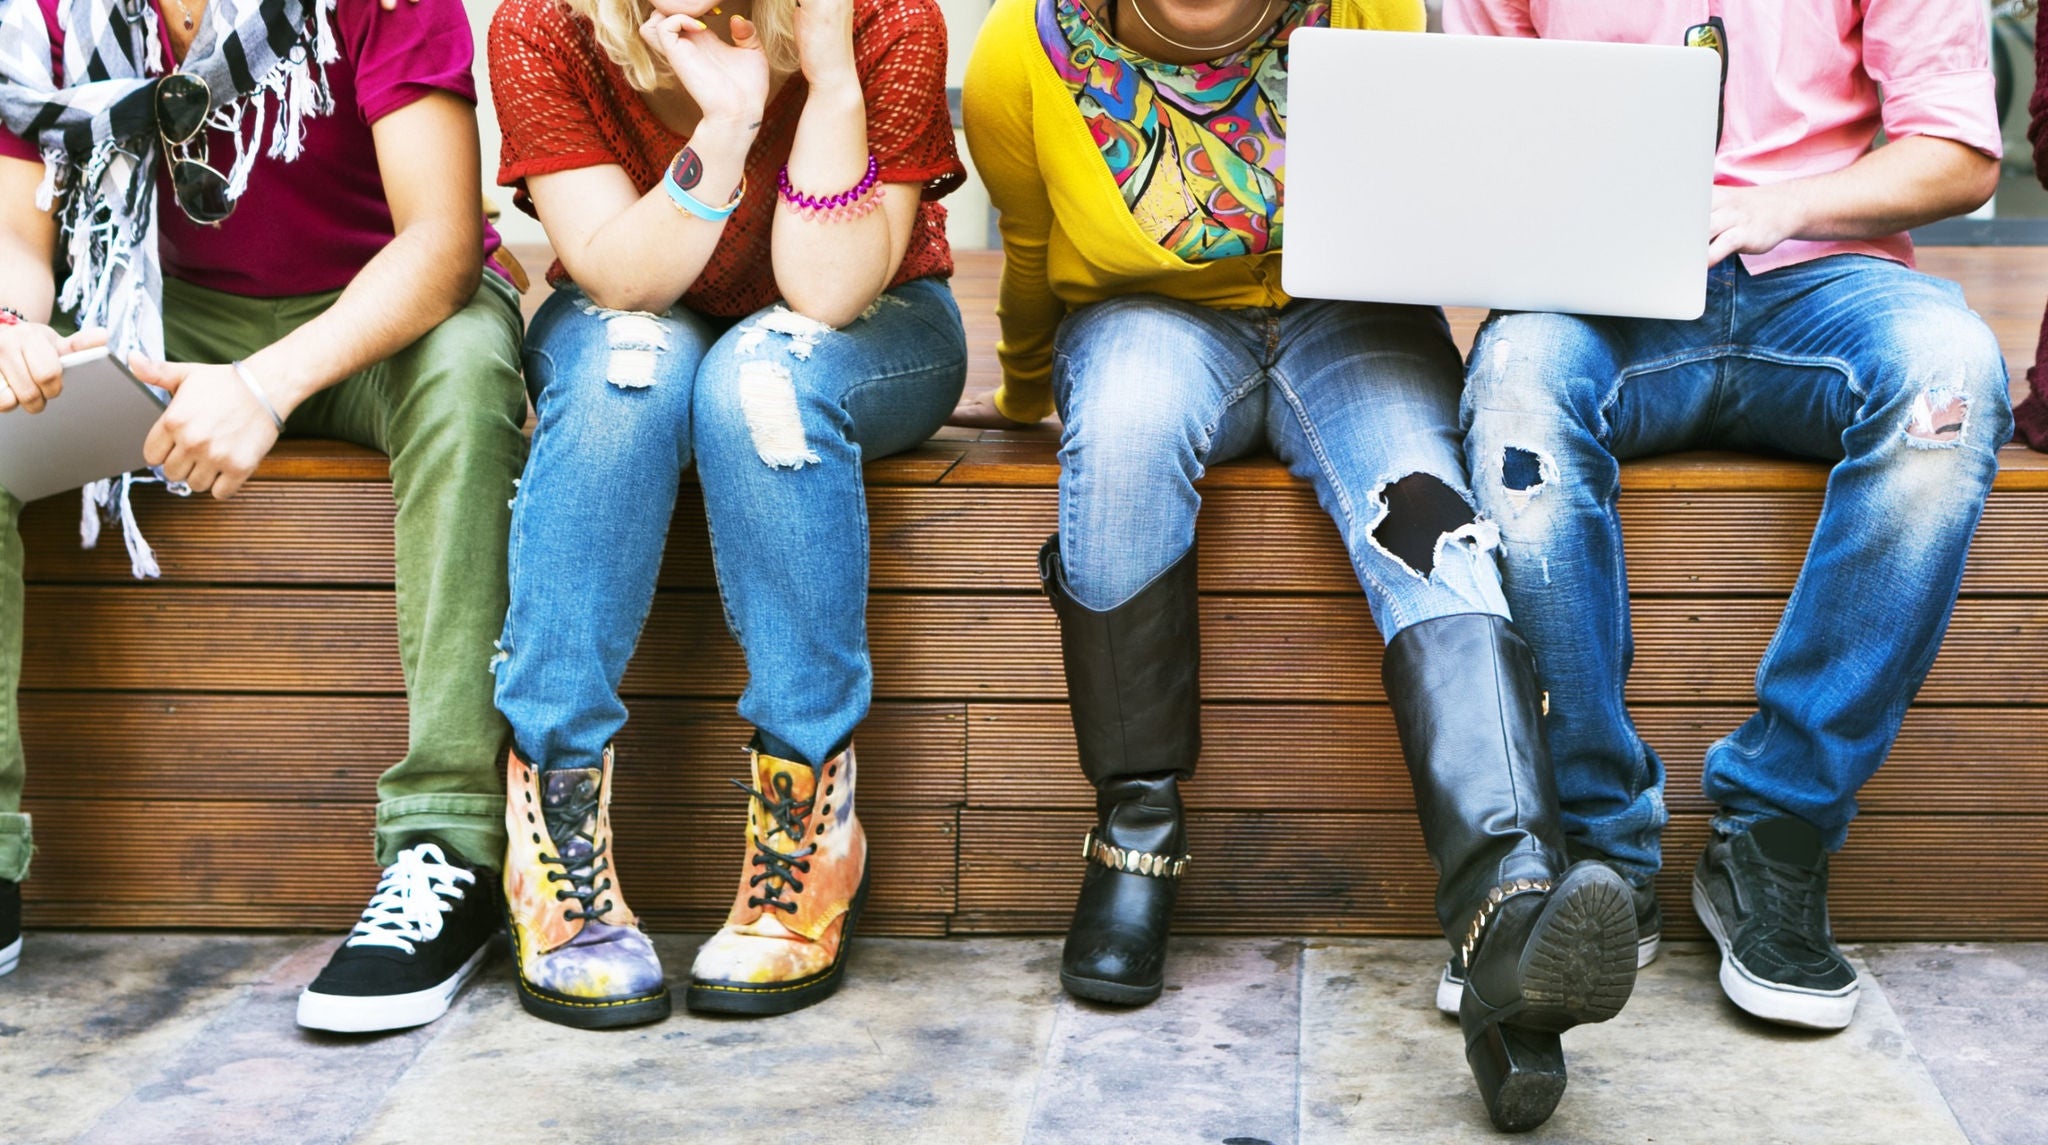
1461, 255, 2012, 884
1054, 294, 1509, 635
495, 276, 967, 772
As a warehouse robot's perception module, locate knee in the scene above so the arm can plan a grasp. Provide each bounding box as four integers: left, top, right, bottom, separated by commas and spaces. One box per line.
1861, 310, 2011, 452
1366, 470, 1492, 579
693, 309, 856, 471
1463, 312, 1609, 420
529, 303, 703, 438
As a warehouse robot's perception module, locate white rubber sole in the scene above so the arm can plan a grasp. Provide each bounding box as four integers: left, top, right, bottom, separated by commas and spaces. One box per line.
1691, 878, 1858, 1031
1436, 930, 1660, 1015
296, 942, 489, 1033
0, 934, 19, 977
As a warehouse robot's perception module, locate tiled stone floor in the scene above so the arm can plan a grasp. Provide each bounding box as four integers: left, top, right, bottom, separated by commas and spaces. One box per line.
2, 933, 2040, 1144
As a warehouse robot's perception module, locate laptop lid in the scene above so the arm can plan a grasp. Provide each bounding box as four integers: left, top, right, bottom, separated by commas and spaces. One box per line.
1283, 28, 1721, 321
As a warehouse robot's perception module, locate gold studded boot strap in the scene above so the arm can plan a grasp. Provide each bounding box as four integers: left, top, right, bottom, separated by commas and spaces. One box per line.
1084, 829, 1191, 880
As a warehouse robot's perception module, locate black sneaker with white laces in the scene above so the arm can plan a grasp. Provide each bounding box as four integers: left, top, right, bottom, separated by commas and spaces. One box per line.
1692, 816, 1859, 1030
297, 841, 501, 1033
1436, 869, 1660, 1015
1, 878, 19, 977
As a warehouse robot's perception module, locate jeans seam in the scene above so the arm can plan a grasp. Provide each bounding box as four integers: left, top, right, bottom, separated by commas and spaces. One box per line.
1263, 365, 1402, 629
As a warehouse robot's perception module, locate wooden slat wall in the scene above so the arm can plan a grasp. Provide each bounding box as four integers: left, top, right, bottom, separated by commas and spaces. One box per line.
14, 248, 2048, 941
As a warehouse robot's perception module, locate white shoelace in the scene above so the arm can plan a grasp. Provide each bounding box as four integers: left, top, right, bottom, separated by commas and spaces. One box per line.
344, 843, 476, 953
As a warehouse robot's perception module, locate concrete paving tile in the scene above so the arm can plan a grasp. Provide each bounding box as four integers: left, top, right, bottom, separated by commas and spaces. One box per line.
0, 932, 307, 1145
1023, 938, 1303, 1145
73, 935, 456, 1145
1300, 940, 1968, 1145
1864, 942, 2048, 1145
356, 935, 1061, 1145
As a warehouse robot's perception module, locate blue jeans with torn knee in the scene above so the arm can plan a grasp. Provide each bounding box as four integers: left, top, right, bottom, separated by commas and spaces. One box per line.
494, 277, 967, 772
1460, 255, 2012, 884
1054, 293, 1509, 635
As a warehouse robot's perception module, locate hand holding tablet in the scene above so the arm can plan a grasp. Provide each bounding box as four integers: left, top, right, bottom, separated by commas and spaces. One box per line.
0, 339, 169, 504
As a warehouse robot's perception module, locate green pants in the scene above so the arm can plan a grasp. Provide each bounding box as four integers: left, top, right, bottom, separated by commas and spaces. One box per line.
0, 272, 529, 880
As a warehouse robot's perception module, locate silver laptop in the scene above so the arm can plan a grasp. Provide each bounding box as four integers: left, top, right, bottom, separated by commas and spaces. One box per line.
1284, 28, 1721, 321
0, 347, 166, 503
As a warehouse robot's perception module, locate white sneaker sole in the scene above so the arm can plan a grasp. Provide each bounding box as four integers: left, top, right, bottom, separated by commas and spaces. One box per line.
1691, 877, 1858, 1031
296, 942, 489, 1033
0, 935, 18, 977
1436, 930, 1660, 1015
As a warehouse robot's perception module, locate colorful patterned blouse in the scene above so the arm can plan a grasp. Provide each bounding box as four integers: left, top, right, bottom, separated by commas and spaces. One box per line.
1038, 0, 1325, 262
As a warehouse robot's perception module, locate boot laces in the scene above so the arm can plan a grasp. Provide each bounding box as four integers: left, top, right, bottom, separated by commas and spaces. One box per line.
345, 843, 473, 953
544, 839, 616, 922
539, 776, 615, 922
733, 770, 816, 915
1749, 853, 1830, 955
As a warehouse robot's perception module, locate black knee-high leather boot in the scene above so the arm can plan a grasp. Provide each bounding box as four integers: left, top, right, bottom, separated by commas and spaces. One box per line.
1040, 535, 1199, 1005
1383, 613, 1639, 1133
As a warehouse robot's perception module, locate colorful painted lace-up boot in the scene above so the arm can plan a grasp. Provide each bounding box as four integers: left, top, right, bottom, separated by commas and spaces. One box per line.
685, 743, 869, 1016
504, 747, 670, 1029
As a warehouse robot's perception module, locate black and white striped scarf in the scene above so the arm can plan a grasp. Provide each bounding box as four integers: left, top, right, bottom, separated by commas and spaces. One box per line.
0, 0, 337, 574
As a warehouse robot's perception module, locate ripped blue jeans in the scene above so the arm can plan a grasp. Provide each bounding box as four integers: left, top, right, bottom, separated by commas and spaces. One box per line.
494, 276, 967, 771
1054, 294, 1509, 633
1461, 254, 2013, 883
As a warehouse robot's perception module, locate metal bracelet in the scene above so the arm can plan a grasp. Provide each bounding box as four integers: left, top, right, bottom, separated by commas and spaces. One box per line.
230, 359, 286, 431
1458, 877, 1555, 971
1082, 830, 1190, 879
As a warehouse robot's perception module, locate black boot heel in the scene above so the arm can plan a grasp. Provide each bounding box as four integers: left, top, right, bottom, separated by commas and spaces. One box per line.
1464, 1019, 1568, 1133
1516, 862, 1640, 1031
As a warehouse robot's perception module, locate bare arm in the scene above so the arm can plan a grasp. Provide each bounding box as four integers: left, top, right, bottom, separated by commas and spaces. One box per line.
132, 92, 490, 497
531, 11, 768, 313
769, 0, 921, 327
1707, 135, 1998, 265
0, 153, 107, 415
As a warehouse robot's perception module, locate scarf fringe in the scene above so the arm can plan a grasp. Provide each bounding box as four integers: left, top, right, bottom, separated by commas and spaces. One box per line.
79, 476, 165, 580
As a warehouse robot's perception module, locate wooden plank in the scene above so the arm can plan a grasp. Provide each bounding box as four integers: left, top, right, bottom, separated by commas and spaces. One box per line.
19, 694, 2031, 817
18, 799, 956, 936
28, 483, 2048, 596
26, 589, 2048, 705
18, 695, 965, 807
962, 703, 2048, 817
954, 810, 2048, 940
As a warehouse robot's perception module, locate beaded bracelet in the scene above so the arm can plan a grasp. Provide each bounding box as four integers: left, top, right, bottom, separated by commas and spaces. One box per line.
663, 147, 745, 222
777, 155, 882, 222
0, 307, 21, 327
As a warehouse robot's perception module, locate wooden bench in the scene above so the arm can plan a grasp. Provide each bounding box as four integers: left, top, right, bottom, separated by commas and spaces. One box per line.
17, 248, 2048, 942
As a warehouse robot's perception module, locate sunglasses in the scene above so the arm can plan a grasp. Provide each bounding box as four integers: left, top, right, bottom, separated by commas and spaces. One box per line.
156, 71, 233, 225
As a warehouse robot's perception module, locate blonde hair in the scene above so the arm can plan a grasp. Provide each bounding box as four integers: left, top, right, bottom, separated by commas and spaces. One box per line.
561, 0, 800, 93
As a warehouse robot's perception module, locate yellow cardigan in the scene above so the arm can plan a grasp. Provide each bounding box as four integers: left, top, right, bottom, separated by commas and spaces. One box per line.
962, 0, 1424, 422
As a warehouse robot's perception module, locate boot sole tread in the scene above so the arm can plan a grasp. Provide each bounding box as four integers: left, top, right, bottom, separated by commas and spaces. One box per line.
1515, 872, 1640, 1032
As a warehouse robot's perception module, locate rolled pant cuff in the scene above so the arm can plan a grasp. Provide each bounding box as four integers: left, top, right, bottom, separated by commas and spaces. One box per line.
376, 794, 506, 871
0, 814, 32, 883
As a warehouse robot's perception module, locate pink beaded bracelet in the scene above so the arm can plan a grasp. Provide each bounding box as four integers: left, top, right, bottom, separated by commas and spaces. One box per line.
778, 155, 882, 222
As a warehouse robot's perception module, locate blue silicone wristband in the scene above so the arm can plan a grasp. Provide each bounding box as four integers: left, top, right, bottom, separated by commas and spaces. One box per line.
663, 167, 744, 222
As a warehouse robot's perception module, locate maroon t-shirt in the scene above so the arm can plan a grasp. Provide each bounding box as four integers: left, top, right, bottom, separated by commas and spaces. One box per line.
0, 0, 500, 298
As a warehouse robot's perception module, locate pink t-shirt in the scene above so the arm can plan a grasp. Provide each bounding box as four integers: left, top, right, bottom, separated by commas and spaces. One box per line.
1444, 0, 2003, 275
0, 0, 500, 297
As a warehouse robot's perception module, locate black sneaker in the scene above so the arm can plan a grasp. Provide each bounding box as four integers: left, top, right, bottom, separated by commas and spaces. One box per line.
297, 842, 501, 1033
1437, 868, 1659, 1015
1, 879, 18, 977
1692, 817, 1858, 1030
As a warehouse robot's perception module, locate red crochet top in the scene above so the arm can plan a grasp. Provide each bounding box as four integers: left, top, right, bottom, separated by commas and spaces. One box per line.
489, 0, 965, 317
